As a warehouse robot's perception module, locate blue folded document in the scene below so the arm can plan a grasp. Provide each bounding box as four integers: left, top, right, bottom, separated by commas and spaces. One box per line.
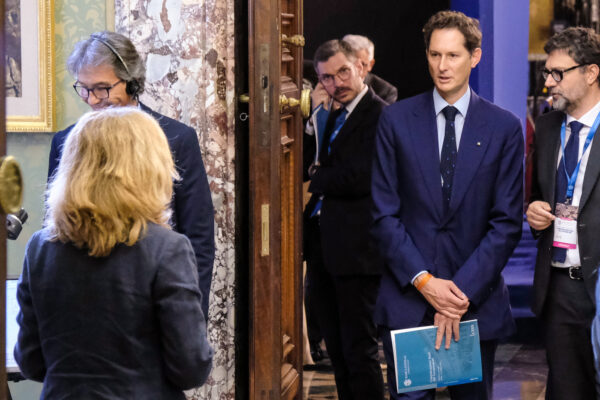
391, 319, 482, 393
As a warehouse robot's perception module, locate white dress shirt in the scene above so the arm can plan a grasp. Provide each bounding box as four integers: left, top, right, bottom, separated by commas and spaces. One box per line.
552, 100, 600, 268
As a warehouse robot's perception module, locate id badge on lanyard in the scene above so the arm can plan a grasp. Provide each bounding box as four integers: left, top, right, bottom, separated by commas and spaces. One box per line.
552, 114, 600, 250
553, 203, 578, 249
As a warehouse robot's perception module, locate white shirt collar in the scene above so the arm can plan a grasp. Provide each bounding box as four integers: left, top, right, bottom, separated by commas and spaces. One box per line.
433, 87, 471, 118
566, 100, 600, 128
344, 85, 368, 116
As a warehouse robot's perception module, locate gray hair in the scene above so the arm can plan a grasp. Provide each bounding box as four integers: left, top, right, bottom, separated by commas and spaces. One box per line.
67, 31, 146, 96
342, 34, 375, 60
313, 39, 357, 71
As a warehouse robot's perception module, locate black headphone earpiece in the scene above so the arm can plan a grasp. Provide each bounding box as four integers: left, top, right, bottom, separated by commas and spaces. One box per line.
126, 79, 140, 97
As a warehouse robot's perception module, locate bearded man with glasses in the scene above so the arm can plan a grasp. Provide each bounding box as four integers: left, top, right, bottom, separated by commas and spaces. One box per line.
527, 27, 600, 400
302, 39, 386, 400
47, 31, 215, 320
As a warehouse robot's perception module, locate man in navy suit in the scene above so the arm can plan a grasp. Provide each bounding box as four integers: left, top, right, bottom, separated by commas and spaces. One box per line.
371, 11, 523, 399
527, 27, 600, 400
47, 31, 215, 318
303, 39, 386, 399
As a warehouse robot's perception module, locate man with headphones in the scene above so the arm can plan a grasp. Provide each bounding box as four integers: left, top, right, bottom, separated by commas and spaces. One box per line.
47, 31, 215, 318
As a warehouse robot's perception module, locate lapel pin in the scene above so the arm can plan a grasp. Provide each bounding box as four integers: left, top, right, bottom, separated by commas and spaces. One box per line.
476, 142, 481, 146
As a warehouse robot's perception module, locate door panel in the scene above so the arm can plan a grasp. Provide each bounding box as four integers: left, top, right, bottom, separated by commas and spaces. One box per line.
248, 0, 303, 398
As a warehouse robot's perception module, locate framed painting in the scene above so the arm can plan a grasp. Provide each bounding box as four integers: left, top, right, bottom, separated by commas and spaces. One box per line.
6, 0, 54, 132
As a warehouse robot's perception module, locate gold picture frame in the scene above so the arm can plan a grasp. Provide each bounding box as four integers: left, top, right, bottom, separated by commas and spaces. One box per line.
6, 0, 55, 132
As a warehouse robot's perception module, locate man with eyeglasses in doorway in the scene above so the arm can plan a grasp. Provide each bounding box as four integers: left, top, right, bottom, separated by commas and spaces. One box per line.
47, 31, 215, 320
302, 39, 386, 400
527, 27, 600, 400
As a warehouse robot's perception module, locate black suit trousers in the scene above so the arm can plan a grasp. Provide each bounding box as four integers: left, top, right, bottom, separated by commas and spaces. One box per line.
543, 268, 596, 400
304, 216, 384, 400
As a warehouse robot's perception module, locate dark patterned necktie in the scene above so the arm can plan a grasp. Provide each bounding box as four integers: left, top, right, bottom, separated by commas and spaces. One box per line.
440, 106, 459, 211
552, 120, 583, 263
310, 107, 348, 218
327, 107, 348, 154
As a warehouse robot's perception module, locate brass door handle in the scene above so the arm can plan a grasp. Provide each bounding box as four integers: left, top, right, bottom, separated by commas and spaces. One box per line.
281, 34, 305, 47
280, 94, 299, 113
239, 94, 250, 103
0, 156, 23, 214
280, 90, 310, 118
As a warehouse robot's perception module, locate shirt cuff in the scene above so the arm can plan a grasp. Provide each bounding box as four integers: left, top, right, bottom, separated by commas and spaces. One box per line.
411, 270, 429, 285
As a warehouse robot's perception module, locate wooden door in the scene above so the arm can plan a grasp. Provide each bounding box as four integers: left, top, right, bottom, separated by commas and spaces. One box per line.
248, 0, 305, 397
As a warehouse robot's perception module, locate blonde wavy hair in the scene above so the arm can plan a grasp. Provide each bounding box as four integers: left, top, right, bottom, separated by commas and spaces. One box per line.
46, 107, 179, 257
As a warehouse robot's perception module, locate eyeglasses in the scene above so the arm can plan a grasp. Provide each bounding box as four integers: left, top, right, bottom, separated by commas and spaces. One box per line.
319, 66, 352, 86
73, 79, 124, 99
542, 64, 589, 82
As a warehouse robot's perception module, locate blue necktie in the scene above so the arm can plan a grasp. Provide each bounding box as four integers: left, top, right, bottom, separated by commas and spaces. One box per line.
310, 107, 348, 218
440, 106, 459, 211
552, 120, 583, 263
327, 107, 348, 154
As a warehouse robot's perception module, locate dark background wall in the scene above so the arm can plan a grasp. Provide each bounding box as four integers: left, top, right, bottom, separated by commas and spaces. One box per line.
303, 0, 450, 100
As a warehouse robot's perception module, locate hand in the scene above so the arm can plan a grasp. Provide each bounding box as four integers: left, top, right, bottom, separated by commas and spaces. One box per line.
418, 277, 469, 319
434, 312, 461, 350
526, 201, 555, 230
311, 83, 331, 111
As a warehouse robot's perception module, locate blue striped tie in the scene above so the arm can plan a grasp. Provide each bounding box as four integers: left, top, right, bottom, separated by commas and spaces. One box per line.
552, 120, 583, 263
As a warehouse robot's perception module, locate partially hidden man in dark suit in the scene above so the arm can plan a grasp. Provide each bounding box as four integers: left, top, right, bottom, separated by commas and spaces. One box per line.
303, 39, 386, 400
365, 72, 398, 104
371, 11, 523, 399
526, 27, 600, 400
47, 31, 215, 317
344, 34, 398, 104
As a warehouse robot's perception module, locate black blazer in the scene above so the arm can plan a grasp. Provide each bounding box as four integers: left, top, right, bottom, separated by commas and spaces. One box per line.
47, 103, 215, 317
365, 72, 398, 104
304, 88, 386, 276
15, 224, 213, 399
530, 110, 600, 315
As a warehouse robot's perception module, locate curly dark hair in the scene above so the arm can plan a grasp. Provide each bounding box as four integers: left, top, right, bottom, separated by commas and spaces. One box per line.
423, 10, 482, 54
544, 27, 600, 75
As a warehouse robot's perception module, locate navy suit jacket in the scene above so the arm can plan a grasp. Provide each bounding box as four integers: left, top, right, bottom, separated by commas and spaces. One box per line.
371, 90, 523, 340
304, 88, 387, 276
48, 103, 215, 316
15, 224, 213, 399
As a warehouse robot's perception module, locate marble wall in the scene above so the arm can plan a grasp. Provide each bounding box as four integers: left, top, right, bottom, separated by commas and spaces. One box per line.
114, 1, 236, 398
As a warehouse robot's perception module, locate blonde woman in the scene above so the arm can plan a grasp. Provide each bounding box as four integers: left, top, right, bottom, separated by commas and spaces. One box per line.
15, 108, 213, 399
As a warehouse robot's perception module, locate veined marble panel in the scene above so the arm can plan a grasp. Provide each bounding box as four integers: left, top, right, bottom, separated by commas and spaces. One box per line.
115, 0, 236, 398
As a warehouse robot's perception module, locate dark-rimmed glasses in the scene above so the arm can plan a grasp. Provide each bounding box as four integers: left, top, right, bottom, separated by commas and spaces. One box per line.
319, 66, 352, 86
542, 64, 589, 82
73, 79, 124, 99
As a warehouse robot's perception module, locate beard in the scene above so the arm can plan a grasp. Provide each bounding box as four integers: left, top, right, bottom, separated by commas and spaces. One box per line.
552, 95, 569, 112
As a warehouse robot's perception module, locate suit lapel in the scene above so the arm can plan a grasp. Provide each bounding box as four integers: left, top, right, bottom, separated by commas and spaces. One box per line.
579, 124, 600, 210
445, 92, 491, 219
544, 115, 562, 209
327, 89, 373, 155
409, 92, 444, 219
